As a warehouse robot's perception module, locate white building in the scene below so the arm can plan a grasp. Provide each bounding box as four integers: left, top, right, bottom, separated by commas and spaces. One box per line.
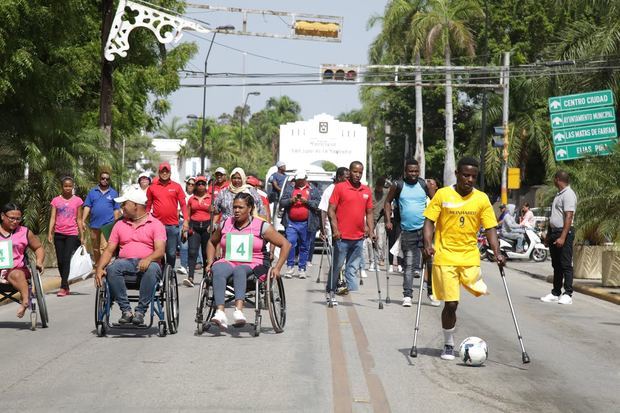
150, 138, 209, 182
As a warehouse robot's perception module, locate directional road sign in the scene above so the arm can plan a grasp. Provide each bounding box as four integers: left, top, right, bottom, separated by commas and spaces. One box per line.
552, 122, 618, 145
550, 106, 616, 130
554, 139, 617, 161
548, 90, 614, 114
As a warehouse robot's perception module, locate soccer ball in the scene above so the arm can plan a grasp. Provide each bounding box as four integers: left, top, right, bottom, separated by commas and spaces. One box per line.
458, 337, 488, 366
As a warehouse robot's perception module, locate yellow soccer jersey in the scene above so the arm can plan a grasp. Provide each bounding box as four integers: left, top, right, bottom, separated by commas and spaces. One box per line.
423, 186, 497, 266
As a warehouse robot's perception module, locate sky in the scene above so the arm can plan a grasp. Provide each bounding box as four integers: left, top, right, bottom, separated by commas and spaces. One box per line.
165, 0, 388, 123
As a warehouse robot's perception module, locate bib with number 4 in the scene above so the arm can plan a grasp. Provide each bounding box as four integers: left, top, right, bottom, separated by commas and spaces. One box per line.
0, 240, 14, 269
225, 233, 254, 262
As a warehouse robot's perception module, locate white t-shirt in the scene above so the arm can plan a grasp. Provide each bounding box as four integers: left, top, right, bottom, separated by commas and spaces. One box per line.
318, 183, 335, 213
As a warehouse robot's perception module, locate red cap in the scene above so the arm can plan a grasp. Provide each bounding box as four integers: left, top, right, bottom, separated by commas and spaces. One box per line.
246, 176, 261, 187
158, 162, 171, 172
195, 175, 207, 183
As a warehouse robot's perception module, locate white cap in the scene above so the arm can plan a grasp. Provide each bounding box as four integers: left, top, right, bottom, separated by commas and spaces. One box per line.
294, 169, 307, 180
276, 161, 286, 168
215, 167, 226, 174
138, 172, 151, 181
114, 186, 148, 205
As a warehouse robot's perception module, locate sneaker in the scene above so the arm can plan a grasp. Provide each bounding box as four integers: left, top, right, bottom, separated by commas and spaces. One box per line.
118, 311, 133, 324
331, 297, 339, 306
413, 270, 421, 279
211, 309, 228, 330
233, 309, 247, 327
176, 266, 188, 276
307, 262, 313, 268
440, 344, 455, 360
389, 265, 394, 273
284, 266, 296, 279
428, 294, 441, 307
298, 269, 307, 279
56, 288, 70, 297
183, 277, 194, 287
361, 269, 368, 278
558, 294, 573, 305
540, 293, 560, 303
402, 297, 413, 307
132, 312, 145, 326
397, 265, 403, 273
369, 263, 378, 272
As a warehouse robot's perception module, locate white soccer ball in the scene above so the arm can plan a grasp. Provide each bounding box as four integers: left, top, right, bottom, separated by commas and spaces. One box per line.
458, 336, 488, 366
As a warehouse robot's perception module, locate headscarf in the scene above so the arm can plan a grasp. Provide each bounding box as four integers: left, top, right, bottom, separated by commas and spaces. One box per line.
228, 167, 251, 195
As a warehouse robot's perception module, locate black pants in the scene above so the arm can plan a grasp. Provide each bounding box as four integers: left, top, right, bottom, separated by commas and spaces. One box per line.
549, 229, 575, 296
54, 233, 80, 289
188, 220, 210, 280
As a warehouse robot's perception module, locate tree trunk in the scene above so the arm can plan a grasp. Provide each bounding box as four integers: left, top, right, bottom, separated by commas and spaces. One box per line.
443, 46, 456, 186
414, 52, 425, 177
99, 0, 114, 147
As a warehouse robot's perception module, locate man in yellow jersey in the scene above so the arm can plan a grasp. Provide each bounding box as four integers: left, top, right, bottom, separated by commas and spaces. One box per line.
423, 157, 505, 360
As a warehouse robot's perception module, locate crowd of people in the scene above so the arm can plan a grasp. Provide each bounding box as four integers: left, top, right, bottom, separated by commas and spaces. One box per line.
0, 157, 578, 359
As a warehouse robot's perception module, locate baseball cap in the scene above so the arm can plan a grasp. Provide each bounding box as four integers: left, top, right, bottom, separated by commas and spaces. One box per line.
185, 176, 196, 183
158, 161, 171, 172
294, 169, 307, 180
246, 176, 261, 187
195, 175, 208, 184
114, 186, 148, 205
215, 167, 226, 175
138, 172, 151, 182
276, 161, 286, 168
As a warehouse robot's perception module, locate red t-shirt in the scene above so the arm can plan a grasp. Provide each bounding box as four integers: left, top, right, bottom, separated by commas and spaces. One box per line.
289, 185, 311, 222
209, 181, 230, 199
188, 194, 212, 221
329, 180, 373, 240
146, 180, 187, 226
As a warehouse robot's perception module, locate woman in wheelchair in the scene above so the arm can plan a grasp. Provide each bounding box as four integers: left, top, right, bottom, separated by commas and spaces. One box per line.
206, 193, 290, 329
0, 203, 45, 318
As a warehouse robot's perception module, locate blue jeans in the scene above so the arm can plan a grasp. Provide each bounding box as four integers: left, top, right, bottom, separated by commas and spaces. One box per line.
286, 220, 309, 270
211, 262, 253, 306
401, 229, 424, 298
329, 239, 363, 293
165, 225, 179, 268
106, 258, 161, 314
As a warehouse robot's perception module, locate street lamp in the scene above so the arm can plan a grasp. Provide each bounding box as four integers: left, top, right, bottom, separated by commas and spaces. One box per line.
199, 24, 235, 174
240, 91, 261, 151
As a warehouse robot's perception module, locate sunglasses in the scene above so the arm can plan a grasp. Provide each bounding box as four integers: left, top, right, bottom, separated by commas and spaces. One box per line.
196, 181, 207, 186
100, 177, 110, 181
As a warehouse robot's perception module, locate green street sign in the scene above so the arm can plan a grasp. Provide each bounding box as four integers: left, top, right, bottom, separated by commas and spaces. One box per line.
548, 90, 614, 114
552, 122, 617, 145
554, 139, 617, 161
550, 106, 616, 129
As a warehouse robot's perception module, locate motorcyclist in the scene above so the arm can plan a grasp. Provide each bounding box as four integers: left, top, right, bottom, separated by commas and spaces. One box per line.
501, 204, 525, 253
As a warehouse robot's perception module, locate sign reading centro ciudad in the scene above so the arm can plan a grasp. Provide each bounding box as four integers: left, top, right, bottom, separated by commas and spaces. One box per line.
548, 89, 618, 161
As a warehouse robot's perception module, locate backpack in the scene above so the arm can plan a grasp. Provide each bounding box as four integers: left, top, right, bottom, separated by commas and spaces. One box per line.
392, 177, 429, 223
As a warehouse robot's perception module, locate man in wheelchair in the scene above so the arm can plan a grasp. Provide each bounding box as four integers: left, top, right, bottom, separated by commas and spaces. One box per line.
95, 187, 166, 326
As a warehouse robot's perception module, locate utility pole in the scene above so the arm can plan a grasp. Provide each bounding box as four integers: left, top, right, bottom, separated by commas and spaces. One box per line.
500, 52, 511, 205
414, 52, 425, 177
99, 0, 114, 147
479, 0, 490, 190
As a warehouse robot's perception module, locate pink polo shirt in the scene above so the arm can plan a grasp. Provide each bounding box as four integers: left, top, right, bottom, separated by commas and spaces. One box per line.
108, 215, 167, 260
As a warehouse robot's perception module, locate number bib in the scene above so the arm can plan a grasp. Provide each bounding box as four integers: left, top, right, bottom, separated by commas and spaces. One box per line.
0, 240, 14, 269
225, 233, 254, 262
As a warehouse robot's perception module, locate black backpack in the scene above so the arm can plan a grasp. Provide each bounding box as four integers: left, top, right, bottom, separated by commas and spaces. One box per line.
392, 177, 429, 223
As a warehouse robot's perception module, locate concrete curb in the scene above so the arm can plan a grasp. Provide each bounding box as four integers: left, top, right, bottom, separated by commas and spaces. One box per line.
507, 265, 620, 306
0, 272, 90, 307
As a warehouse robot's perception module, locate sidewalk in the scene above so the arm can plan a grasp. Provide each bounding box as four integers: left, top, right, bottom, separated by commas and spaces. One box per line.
0, 267, 89, 306
506, 260, 620, 305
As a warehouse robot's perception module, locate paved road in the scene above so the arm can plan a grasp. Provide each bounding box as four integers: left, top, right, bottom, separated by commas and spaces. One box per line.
1, 259, 619, 412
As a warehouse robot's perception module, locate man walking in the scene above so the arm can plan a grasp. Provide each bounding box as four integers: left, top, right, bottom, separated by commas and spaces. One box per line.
82, 169, 121, 263
423, 157, 504, 360
268, 161, 287, 203
384, 159, 434, 307
146, 162, 187, 268
327, 161, 375, 306
280, 170, 320, 279
541, 170, 577, 305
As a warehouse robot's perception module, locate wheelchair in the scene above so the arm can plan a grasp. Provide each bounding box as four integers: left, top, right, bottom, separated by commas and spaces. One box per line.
94, 262, 179, 337
0, 254, 49, 330
194, 265, 286, 337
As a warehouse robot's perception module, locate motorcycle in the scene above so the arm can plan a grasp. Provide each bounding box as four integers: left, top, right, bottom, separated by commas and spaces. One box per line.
487, 228, 548, 262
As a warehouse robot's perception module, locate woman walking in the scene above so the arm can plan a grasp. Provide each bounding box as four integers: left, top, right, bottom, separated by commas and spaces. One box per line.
48, 176, 84, 296
181, 176, 212, 287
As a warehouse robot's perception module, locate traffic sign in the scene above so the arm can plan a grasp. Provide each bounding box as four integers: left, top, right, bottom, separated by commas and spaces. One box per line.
550, 106, 616, 129
552, 122, 617, 145
548, 90, 614, 114
554, 139, 617, 161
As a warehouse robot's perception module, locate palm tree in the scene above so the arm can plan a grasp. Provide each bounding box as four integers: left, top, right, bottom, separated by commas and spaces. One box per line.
411, 0, 483, 186
154, 116, 187, 140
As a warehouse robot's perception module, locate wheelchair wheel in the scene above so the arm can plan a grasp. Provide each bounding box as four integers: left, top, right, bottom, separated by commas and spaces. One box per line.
94, 284, 108, 337
163, 265, 179, 334
31, 266, 48, 328
267, 272, 286, 333
195, 277, 210, 335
